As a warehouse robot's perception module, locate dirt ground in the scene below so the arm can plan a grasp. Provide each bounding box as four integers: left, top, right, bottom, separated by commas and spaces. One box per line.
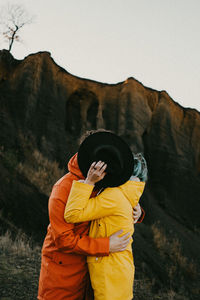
0, 250, 41, 299
0, 232, 196, 300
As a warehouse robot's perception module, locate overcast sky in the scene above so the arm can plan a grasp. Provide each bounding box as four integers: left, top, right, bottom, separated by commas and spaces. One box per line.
1, 0, 200, 112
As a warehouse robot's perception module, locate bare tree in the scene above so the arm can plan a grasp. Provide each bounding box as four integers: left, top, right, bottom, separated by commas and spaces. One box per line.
0, 3, 34, 52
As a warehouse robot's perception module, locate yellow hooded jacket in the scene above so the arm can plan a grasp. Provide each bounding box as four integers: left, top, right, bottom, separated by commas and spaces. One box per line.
64, 180, 145, 300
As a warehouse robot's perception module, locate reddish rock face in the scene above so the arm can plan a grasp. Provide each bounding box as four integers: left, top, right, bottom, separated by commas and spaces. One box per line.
0, 50, 199, 295
1, 49, 199, 224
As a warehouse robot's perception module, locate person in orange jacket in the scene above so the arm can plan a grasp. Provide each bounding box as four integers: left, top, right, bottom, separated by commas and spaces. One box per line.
37, 133, 145, 300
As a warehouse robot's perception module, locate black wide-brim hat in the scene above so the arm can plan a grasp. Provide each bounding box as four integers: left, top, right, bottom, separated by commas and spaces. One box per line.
77, 131, 134, 188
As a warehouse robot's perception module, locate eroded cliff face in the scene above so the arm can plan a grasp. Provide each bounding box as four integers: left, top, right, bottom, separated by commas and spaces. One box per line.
1, 49, 199, 223
0, 50, 200, 295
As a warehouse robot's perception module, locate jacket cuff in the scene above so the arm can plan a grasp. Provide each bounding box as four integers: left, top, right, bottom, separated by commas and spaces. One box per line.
73, 180, 94, 193
95, 237, 110, 256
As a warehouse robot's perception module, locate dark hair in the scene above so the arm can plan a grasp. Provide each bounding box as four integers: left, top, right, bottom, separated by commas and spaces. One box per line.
79, 129, 114, 145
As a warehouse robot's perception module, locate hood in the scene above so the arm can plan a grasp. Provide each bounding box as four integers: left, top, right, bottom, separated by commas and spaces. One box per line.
119, 181, 145, 208
68, 153, 85, 179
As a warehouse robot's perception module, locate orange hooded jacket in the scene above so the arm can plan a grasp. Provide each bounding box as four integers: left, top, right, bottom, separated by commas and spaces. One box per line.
37, 153, 110, 300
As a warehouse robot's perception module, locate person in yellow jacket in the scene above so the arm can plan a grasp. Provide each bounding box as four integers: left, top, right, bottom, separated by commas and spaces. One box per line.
64, 132, 147, 300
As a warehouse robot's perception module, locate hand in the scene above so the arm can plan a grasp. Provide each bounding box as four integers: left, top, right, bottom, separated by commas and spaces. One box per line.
84, 161, 107, 186
109, 230, 131, 253
133, 203, 142, 224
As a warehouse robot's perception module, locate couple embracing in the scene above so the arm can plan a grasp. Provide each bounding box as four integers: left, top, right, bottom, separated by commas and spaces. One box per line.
38, 130, 147, 300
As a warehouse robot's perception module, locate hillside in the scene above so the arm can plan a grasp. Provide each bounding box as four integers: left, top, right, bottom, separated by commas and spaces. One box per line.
0, 49, 199, 299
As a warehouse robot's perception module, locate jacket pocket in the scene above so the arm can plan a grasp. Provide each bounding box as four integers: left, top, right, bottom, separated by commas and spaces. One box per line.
52, 251, 84, 266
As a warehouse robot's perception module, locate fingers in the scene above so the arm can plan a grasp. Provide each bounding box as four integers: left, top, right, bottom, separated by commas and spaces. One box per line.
91, 162, 96, 167
119, 232, 130, 240
91, 161, 107, 175
133, 210, 139, 218
109, 230, 131, 253
88, 162, 97, 173
133, 204, 142, 224
94, 160, 107, 170
86, 161, 107, 184
117, 234, 131, 252
112, 230, 129, 238
112, 229, 123, 236
114, 231, 131, 245
119, 241, 130, 251
133, 211, 139, 217
133, 212, 139, 224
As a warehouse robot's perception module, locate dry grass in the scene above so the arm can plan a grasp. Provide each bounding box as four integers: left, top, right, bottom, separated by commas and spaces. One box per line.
151, 223, 199, 299
151, 223, 197, 280
1, 144, 64, 196
18, 149, 64, 196
0, 230, 40, 256
0, 231, 41, 300
134, 279, 190, 300
0, 229, 197, 299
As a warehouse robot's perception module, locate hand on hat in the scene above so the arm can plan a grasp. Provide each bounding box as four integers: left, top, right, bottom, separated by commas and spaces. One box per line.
84, 161, 107, 186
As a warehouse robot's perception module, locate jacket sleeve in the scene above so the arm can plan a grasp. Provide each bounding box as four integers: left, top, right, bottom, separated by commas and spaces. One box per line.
48, 182, 109, 256
64, 181, 118, 223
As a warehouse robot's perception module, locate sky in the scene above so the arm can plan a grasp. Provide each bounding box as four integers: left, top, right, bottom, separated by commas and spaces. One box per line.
0, 0, 200, 112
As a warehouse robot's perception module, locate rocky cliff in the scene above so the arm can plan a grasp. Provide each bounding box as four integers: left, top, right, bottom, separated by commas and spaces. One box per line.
0, 49, 199, 297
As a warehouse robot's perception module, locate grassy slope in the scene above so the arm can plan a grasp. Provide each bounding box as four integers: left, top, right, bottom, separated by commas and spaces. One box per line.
0, 231, 196, 300
0, 231, 41, 300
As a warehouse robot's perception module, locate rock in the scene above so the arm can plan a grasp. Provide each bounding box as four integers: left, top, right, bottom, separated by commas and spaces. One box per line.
0, 49, 199, 294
